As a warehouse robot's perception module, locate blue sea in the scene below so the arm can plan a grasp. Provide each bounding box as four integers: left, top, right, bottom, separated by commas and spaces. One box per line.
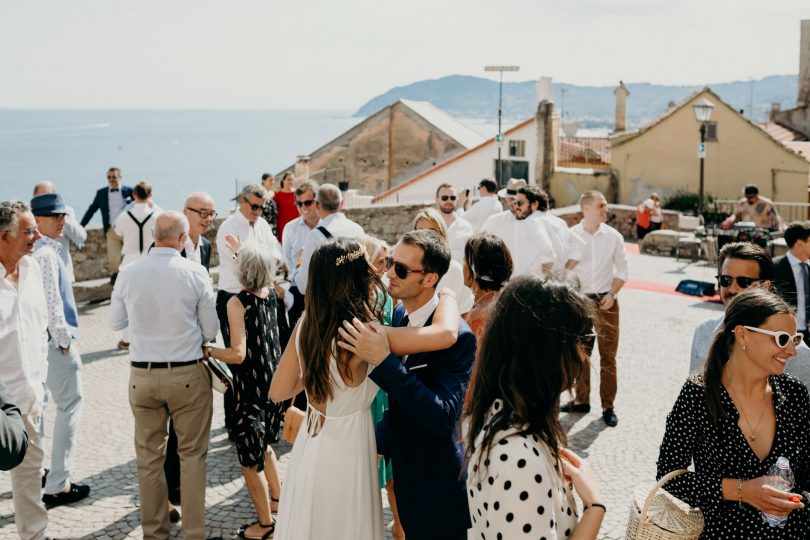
0, 109, 504, 224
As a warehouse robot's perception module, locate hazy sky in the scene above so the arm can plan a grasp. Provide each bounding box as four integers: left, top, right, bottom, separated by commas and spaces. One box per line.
2, 0, 808, 110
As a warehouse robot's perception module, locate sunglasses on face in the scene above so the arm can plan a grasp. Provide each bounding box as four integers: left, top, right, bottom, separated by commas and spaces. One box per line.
439, 195, 457, 201
385, 256, 426, 280
743, 326, 803, 348
514, 200, 527, 207
107, 176, 117, 180
716, 275, 759, 288
44, 214, 67, 221
295, 199, 315, 208
186, 207, 217, 219
246, 202, 263, 212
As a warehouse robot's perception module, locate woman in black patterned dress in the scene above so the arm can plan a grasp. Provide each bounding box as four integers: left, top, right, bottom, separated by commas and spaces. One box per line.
206, 242, 283, 539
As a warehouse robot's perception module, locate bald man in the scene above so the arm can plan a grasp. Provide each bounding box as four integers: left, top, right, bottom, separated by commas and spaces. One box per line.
110, 211, 218, 539
181, 192, 216, 270
33, 182, 87, 282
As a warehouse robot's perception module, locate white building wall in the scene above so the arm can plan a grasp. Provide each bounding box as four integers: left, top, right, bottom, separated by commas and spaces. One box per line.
376, 120, 537, 204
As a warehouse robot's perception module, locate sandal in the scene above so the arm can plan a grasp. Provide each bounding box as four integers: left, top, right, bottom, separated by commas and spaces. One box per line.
270, 496, 280, 512
237, 520, 275, 540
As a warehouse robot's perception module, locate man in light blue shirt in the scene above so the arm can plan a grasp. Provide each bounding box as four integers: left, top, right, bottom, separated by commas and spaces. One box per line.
33, 182, 86, 283
689, 242, 810, 387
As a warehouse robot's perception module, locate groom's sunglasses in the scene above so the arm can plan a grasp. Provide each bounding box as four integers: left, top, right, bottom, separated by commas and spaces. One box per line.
716, 275, 759, 289
385, 257, 426, 280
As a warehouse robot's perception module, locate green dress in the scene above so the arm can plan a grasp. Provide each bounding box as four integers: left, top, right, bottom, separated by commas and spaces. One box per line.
370, 291, 394, 485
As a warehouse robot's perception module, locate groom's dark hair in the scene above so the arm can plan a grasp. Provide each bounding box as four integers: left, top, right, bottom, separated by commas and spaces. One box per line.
400, 230, 450, 287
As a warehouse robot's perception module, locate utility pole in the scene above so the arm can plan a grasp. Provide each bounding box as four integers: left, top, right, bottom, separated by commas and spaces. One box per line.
484, 65, 519, 186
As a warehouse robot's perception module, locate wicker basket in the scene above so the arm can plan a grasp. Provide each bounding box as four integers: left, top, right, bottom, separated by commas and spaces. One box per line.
625, 469, 705, 540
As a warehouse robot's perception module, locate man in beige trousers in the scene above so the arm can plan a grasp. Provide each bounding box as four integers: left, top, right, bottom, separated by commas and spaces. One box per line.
110, 211, 218, 539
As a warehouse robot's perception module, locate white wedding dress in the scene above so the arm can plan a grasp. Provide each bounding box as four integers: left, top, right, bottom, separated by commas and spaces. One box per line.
274, 329, 384, 540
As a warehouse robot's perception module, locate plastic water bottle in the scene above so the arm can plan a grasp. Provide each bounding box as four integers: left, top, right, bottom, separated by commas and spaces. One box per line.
762, 457, 795, 528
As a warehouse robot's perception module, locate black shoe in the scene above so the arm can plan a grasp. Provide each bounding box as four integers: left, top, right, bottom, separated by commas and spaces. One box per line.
602, 408, 618, 427
169, 505, 181, 524
41, 468, 49, 489
42, 483, 91, 508
560, 402, 591, 413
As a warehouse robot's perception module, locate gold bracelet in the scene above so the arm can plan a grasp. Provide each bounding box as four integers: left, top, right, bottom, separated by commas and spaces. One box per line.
737, 478, 743, 508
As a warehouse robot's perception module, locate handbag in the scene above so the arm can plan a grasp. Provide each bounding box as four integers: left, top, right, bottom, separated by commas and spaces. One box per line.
625, 469, 704, 540
283, 405, 305, 444
205, 358, 233, 394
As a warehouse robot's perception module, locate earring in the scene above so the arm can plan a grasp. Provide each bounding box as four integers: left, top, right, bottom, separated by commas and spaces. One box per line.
742, 344, 747, 352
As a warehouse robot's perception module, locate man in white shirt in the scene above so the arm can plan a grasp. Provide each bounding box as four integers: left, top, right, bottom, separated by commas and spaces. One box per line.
181, 192, 216, 268
457, 179, 503, 232
30, 194, 91, 508
282, 180, 319, 327
511, 187, 555, 276
529, 187, 584, 271
33, 182, 87, 283
110, 212, 218, 539
0, 200, 49, 539
480, 178, 524, 243
563, 191, 629, 428
293, 183, 364, 294
115, 181, 160, 269
435, 183, 473, 262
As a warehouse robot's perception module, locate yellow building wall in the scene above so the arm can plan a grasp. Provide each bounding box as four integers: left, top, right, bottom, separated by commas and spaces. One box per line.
611, 91, 810, 205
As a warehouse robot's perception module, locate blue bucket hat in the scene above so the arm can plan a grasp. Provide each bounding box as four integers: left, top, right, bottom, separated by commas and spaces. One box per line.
30, 193, 68, 216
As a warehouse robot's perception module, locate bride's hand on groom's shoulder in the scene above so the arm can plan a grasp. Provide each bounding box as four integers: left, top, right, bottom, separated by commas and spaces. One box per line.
336, 318, 390, 366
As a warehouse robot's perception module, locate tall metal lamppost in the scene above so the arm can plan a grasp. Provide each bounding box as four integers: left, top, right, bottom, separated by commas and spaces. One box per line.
692, 98, 715, 220
484, 65, 519, 186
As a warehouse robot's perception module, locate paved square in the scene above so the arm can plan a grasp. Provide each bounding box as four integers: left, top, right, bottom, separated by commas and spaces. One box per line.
0, 249, 724, 539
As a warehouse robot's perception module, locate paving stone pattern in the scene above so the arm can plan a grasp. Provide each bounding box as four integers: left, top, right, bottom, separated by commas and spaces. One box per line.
0, 250, 724, 539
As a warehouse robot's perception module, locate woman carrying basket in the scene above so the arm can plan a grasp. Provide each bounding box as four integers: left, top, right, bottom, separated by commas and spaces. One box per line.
657, 288, 810, 538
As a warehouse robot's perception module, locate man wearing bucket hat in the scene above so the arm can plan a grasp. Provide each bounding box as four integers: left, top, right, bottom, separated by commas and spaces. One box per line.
30, 193, 91, 508
496, 177, 527, 215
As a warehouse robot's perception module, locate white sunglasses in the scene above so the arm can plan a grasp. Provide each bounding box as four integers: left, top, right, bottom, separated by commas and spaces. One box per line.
743, 326, 803, 348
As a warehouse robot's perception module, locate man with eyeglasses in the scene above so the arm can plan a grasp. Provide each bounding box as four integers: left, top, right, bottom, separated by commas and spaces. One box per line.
689, 242, 810, 386
293, 183, 364, 294
0, 200, 50, 538
563, 191, 628, 428
435, 183, 473, 262
345, 229, 475, 539
181, 192, 216, 269
30, 194, 91, 509
508, 186, 555, 276
281, 180, 319, 329
721, 183, 783, 231
33, 181, 86, 284
80, 167, 133, 284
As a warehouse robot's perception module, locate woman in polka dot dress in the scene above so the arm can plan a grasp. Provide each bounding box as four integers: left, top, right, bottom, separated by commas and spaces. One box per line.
657, 288, 810, 539
464, 275, 606, 539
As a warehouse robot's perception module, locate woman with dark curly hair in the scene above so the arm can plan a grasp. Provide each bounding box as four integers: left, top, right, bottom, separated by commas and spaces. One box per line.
464, 275, 605, 539
462, 232, 513, 341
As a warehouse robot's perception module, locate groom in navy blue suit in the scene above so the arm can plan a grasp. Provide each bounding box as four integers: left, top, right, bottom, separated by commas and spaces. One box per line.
367, 230, 475, 539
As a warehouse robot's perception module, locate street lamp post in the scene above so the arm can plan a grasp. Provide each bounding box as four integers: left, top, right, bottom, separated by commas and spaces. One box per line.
484, 65, 519, 186
692, 98, 715, 220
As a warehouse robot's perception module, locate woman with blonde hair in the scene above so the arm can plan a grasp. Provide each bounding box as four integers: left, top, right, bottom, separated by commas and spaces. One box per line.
412, 207, 474, 313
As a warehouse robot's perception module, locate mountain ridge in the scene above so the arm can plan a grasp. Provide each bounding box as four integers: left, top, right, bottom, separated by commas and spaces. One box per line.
354, 74, 799, 129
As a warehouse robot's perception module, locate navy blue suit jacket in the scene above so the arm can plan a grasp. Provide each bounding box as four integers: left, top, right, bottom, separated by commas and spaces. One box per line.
370, 303, 476, 539
80, 186, 133, 231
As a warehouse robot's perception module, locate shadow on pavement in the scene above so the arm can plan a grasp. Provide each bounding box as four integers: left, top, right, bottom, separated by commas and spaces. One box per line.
566, 417, 607, 458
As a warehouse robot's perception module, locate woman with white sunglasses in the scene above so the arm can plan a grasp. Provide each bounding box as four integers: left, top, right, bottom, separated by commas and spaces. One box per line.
657, 288, 810, 538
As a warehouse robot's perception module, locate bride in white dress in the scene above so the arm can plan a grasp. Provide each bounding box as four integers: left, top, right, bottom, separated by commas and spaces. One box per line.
269, 238, 459, 540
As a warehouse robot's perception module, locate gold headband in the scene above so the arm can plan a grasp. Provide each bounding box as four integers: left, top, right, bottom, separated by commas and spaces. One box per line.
335, 247, 366, 267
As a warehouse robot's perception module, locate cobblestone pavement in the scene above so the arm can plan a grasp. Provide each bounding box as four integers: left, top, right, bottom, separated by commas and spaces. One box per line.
0, 250, 724, 539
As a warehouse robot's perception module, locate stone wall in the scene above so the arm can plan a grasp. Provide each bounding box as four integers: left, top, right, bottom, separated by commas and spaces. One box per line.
71, 203, 676, 282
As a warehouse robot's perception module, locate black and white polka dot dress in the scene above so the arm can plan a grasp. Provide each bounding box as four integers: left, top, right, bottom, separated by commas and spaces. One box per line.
657, 374, 810, 539
467, 399, 578, 539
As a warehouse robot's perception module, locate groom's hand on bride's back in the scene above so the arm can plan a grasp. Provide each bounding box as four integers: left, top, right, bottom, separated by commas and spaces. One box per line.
337, 318, 390, 366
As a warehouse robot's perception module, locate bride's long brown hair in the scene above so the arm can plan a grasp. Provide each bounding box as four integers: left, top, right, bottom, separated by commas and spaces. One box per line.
300, 238, 385, 403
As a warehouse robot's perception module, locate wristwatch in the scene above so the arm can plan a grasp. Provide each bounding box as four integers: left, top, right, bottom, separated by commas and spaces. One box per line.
205, 345, 214, 359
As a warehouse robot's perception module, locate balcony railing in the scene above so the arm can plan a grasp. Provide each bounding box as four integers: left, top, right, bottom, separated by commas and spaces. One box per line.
714, 199, 810, 223
558, 137, 611, 169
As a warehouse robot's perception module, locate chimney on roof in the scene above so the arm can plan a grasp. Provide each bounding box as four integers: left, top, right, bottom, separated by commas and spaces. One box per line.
613, 81, 630, 133
799, 20, 810, 108
537, 77, 553, 104
295, 155, 311, 182
769, 103, 782, 121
